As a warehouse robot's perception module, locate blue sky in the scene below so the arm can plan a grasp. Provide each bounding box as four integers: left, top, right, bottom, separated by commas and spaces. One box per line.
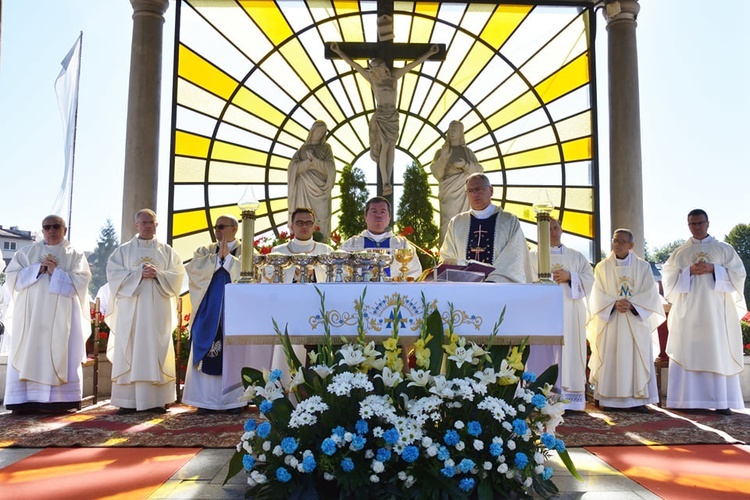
0, 0, 747, 253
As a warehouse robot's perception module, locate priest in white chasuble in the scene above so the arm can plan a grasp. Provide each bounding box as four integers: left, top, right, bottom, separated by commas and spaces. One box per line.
106, 209, 185, 413
663, 209, 747, 414
527, 218, 594, 411
587, 229, 664, 412
4, 215, 91, 413
340, 197, 422, 280
183, 215, 269, 414
439, 173, 532, 283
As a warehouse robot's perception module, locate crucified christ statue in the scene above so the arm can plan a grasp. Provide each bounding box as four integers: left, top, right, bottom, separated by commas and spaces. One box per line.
329, 41, 439, 196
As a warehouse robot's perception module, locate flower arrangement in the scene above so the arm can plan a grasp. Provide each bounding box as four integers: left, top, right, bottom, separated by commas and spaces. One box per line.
742, 312, 750, 356
226, 288, 579, 499
173, 313, 191, 385
87, 308, 110, 356
255, 231, 291, 255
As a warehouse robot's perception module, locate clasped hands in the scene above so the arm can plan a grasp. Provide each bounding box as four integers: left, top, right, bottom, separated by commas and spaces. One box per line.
690, 261, 714, 276
40, 257, 57, 276
141, 263, 158, 279
614, 298, 633, 314
551, 269, 570, 284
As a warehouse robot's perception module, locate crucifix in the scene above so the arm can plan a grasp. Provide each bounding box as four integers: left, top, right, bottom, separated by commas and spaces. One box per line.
326, 0, 446, 200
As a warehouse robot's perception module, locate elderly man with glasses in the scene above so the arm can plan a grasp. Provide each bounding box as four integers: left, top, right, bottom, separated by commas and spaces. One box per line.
4, 215, 91, 413
663, 209, 747, 415
587, 228, 665, 413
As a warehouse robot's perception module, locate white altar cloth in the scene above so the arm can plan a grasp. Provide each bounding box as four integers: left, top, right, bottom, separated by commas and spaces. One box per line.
224, 282, 562, 345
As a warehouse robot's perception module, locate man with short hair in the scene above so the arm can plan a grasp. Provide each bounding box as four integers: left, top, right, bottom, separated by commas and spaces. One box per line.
527, 218, 594, 411
4, 215, 91, 413
183, 215, 266, 413
340, 197, 422, 280
587, 229, 664, 412
439, 173, 532, 283
107, 209, 185, 413
663, 209, 747, 414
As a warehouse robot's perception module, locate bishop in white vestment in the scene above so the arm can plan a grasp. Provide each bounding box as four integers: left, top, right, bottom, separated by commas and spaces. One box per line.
106, 210, 185, 412
4, 215, 91, 412
527, 219, 594, 411
663, 210, 747, 413
439, 173, 532, 283
587, 229, 664, 411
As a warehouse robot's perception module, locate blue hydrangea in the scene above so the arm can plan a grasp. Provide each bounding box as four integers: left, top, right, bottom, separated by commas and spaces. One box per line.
302, 455, 317, 473
355, 419, 369, 435
242, 454, 255, 471
457, 458, 475, 473
467, 421, 482, 436
281, 437, 298, 454
541, 433, 556, 449
401, 445, 419, 463
440, 466, 456, 478
269, 369, 283, 382
376, 448, 392, 462
332, 426, 346, 438
542, 466, 554, 480
512, 419, 528, 436
257, 421, 272, 439
555, 439, 566, 453
321, 437, 337, 456
514, 452, 529, 469
522, 371, 537, 382
383, 428, 400, 445
437, 446, 450, 461
351, 434, 367, 451
489, 442, 503, 457
259, 400, 273, 414
458, 477, 476, 492
531, 394, 547, 409
243, 419, 257, 432
341, 457, 354, 472
444, 429, 460, 446
276, 467, 292, 483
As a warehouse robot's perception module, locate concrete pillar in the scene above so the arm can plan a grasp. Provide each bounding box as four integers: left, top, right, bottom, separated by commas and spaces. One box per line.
605, 0, 644, 256
120, 0, 169, 241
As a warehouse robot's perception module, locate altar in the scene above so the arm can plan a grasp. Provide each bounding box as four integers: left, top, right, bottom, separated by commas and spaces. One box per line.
224, 282, 563, 345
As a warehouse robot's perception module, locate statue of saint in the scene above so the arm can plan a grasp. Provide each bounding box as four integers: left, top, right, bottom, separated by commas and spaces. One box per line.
287, 120, 336, 239
329, 42, 439, 196
430, 120, 484, 241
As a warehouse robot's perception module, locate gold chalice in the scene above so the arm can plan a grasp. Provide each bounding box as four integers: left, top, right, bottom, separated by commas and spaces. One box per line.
290, 254, 318, 283
393, 247, 414, 282
266, 253, 293, 283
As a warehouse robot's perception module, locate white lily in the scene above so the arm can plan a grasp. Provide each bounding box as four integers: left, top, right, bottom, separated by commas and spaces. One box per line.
428, 375, 454, 398
289, 369, 305, 390
310, 364, 333, 379
338, 343, 366, 367
375, 366, 403, 388
474, 367, 498, 385
406, 369, 431, 387
447, 345, 475, 368
238, 384, 257, 402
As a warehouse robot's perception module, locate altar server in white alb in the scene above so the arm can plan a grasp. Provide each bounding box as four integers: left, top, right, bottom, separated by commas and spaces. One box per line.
587, 229, 664, 412
183, 214, 269, 414
439, 173, 532, 283
107, 209, 185, 413
663, 209, 747, 415
4, 215, 91, 413
264, 208, 334, 283
526, 218, 594, 411
340, 197, 422, 280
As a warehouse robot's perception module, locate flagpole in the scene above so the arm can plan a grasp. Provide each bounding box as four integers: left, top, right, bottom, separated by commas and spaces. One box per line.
67, 31, 83, 238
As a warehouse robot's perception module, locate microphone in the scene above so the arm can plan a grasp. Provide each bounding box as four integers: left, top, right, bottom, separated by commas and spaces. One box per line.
403, 238, 439, 282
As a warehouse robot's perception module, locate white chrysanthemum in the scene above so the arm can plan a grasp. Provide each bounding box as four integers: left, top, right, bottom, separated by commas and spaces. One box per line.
483, 461, 493, 470
365, 449, 374, 459
398, 471, 407, 481
427, 445, 438, 457
373, 426, 384, 438
421, 436, 433, 447
262, 441, 271, 452
444, 458, 455, 467
534, 452, 545, 465
371, 460, 385, 473
404, 475, 415, 488
272, 445, 283, 456
250, 471, 267, 484
455, 441, 465, 451
370, 474, 380, 483
507, 440, 516, 450
257, 454, 266, 462
535, 465, 544, 474
473, 439, 484, 451
497, 463, 509, 474
454, 420, 465, 429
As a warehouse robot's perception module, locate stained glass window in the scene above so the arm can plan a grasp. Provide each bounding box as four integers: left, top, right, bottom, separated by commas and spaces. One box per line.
169, 0, 598, 263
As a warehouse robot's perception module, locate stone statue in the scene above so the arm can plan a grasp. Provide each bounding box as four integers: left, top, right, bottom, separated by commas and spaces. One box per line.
430, 120, 483, 241
329, 42, 439, 196
288, 120, 336, 239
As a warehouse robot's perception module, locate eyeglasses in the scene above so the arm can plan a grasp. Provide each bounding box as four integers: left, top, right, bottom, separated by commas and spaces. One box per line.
214, 224, 235, 230
612, 238, 630, 245
293, 220, 314, 227
43, 224, 62, 230
688, 221, 708, 227
466, 187, 488, 194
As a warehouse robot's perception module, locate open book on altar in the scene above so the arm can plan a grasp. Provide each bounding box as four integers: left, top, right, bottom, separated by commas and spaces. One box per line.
424, 261, 495, 282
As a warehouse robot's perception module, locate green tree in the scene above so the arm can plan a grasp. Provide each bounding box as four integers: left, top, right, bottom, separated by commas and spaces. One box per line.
648, 239, 685, 264
337, 164, 368, 238
725, 223, 750, 308
88, 219, 119, 296
395, 161, 439, 270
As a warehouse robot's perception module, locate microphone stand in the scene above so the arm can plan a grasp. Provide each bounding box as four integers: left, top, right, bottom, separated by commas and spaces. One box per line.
404, 238, 439, 282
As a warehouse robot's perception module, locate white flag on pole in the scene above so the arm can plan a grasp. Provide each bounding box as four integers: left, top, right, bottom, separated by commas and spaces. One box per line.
51, 32, 83, 225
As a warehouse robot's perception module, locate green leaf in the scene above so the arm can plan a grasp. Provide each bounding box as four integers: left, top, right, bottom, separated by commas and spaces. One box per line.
559, 448, 583, 480
223, 450, 245, 485
425, 309, 444, 375
240, 367, 264, 388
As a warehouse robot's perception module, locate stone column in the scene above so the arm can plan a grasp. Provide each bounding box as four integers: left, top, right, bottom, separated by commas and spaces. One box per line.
120, 0, 169, 241
605, 0, 644, 256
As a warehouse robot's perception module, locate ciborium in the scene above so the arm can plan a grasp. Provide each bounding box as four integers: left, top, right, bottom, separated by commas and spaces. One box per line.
320, 251, 352, 283
393, 247, 414, 282
291, 254, 318, 284
266, 252, 293, 283
355, 250, 381, 282
373, 249, 393, 282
